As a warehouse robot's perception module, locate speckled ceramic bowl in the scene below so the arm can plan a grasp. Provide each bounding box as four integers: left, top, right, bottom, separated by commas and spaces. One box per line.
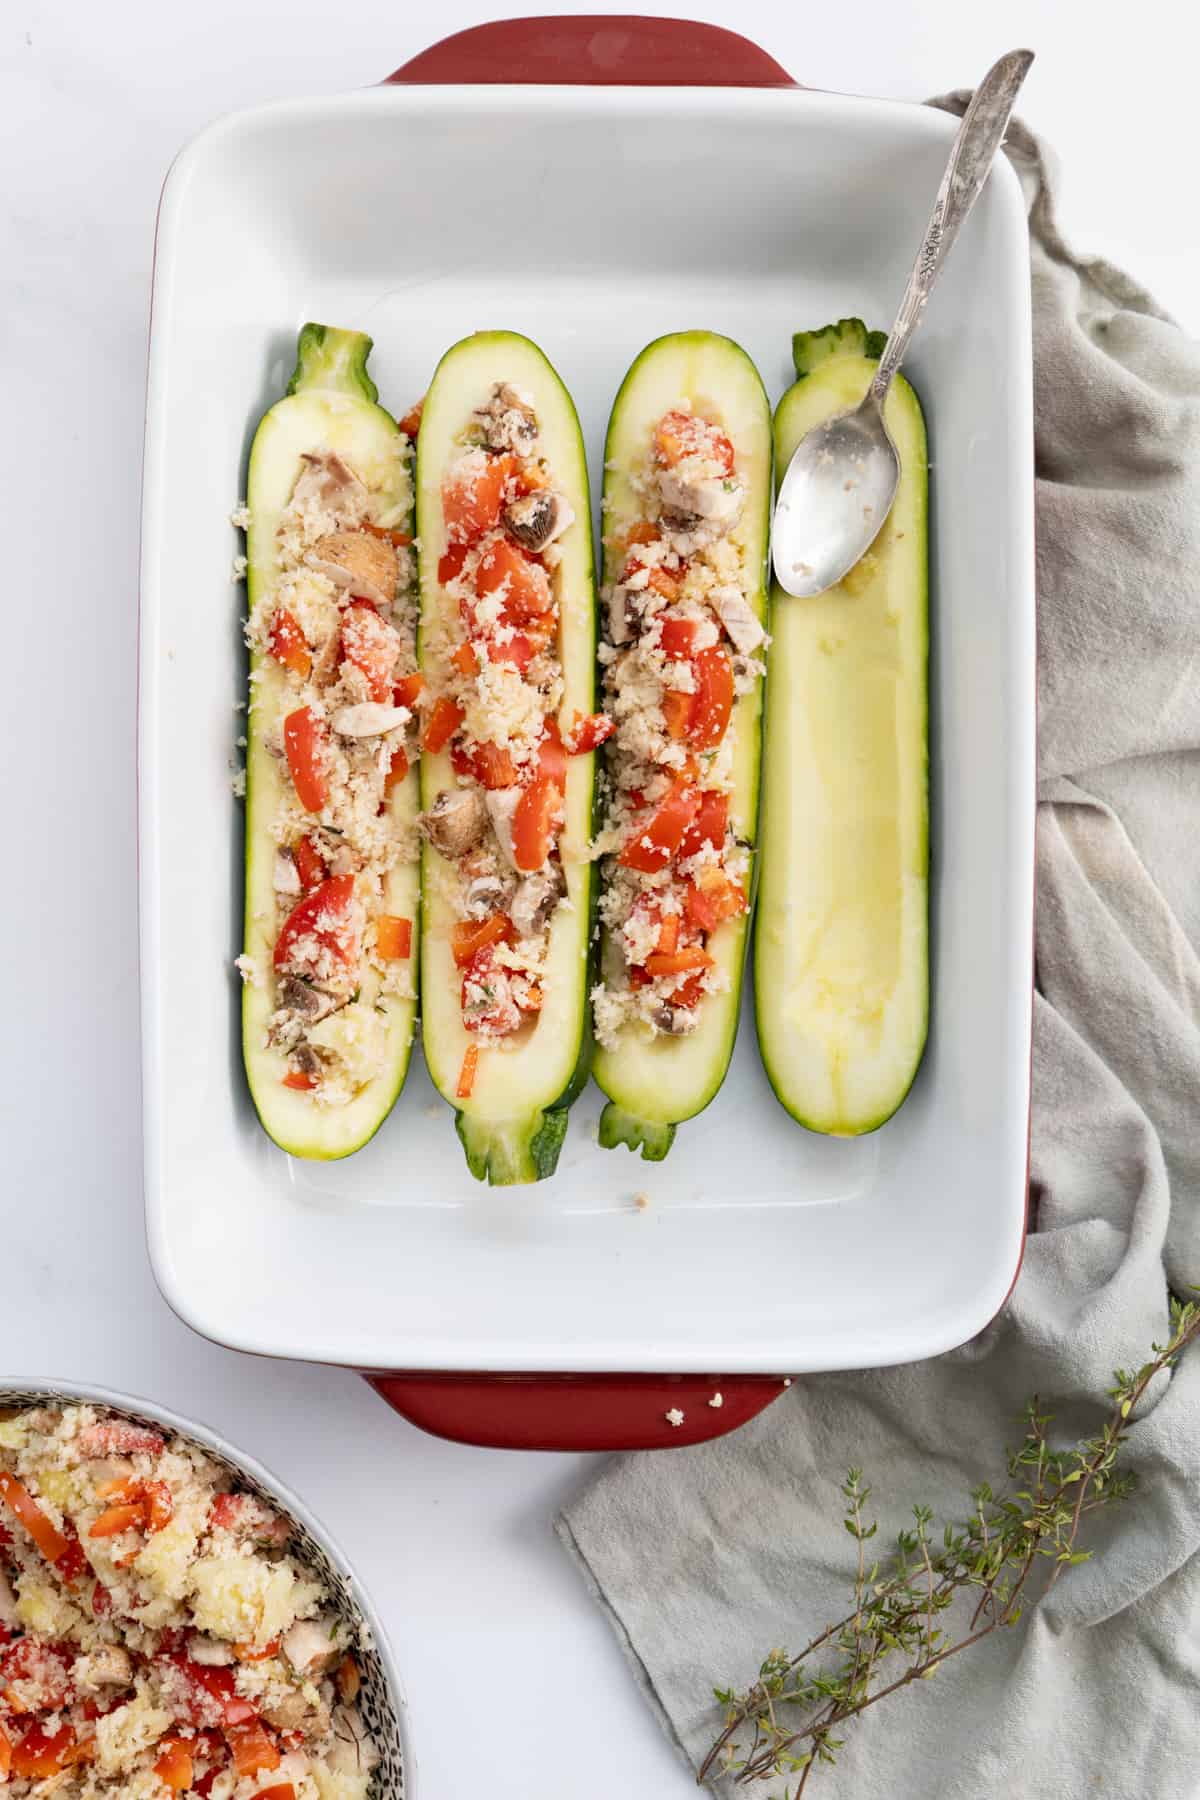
0, 1381, 413, 1797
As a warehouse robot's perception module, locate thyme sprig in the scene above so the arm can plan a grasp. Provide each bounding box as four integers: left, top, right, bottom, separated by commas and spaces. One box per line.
701, 1294, 1200, 1796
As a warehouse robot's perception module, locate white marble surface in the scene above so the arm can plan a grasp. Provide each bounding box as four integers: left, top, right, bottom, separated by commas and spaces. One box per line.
3, 2, 1191, 1794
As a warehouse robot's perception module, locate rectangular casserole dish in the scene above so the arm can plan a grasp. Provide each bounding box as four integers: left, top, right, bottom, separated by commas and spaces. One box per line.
140, 17, 1035, 1448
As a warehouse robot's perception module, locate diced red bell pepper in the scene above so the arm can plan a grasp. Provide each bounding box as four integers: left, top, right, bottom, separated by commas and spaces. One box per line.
443, 452, 516, 542
654, 408, 735, 474
678, 789, 728, 859
88, 1502, 144, 1540
282, 1070, 318, 1092
267, 608, 311, 680
384, 745, 410, 794
76, 1421, 165, 1458
375, 915, 412, 960
283, 707, 328, 813
0, 1638, 73, 1711
456, 1044, 479, 1099
618, 780, 701, 872
398, 399, 424, 438
450, 739, 517, 790
688, 646, 734, 750
537, 717, 568, 794
566, 712, 614, 754
451, 914, 513, 968
273, 875, 357, 974
475, 537, 552, 622
226, 1719, 280, 1778
341, 600, 401, 703
683, 869, 747, 934
0, 1473, 69, 1565
392, 672, 427, 710
11, 1723, 76, 1779
658, 615, 700, 657
438, 541, 469, 586
662, 689, 693, 740
645, 945, 715, 977
485, 628, 533, 672
292, 836, 327, 891
91, 1581, 111, 1617
512, 775, 561, 872
169, 1657, 257, 1728
421, 697, 465, 754
142, 1481, 173, 1534
451, 641, 479, 677
54, 1522, 88, 1586
155, 1736, 195, 1792
0, 1723, 10, 1779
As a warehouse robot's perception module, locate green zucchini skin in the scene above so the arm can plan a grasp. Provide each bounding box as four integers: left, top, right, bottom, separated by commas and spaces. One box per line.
415, 332, 598, 1186
591, 331, 772, 1157
754, 320, 929, 1137
597, 1106, 676, 1162
240, 325, 419, 1160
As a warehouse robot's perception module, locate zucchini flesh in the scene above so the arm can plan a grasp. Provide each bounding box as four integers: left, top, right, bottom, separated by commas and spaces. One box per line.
415, 332, 597, 1186
754, 320, 929, 1135
591, 332, 772, 1154
241, 325, 419, 1160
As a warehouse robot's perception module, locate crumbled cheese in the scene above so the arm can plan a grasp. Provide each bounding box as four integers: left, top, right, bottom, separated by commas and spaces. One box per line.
230, 502, 253, 530
708, 1391, 724, 1409
231, 554, 248, 581
665, 1408, 685, 1428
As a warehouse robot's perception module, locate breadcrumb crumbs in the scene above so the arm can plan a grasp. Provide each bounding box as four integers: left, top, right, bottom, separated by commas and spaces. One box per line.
665, 1408, 685, 1428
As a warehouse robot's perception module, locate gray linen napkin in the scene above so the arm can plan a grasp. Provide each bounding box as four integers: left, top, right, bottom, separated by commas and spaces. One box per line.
558, 105, 1200, 1800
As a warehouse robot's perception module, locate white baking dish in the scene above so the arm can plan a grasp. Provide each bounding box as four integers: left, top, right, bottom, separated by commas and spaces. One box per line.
140, 24, 1035, 1403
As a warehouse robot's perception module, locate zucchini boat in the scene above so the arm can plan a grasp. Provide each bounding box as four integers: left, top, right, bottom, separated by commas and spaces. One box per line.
414, 332, 601, 1185
591, 332, 772, 1161
238, 324, 421, 1159
755, 319, 929, 1135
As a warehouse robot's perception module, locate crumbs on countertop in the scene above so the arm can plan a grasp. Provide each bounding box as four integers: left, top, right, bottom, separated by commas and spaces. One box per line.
665, 1408, 685, 1428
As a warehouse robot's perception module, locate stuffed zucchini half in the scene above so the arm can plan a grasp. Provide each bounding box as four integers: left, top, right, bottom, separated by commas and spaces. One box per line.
414, 332, 601, 1185
755, 319, 929, 1136
591, 332, 772, 1161
238, 324, 421, 1159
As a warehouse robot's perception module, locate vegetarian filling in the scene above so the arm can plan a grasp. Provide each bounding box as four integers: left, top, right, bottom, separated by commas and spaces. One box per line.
238, 441, 420, 1105
0, 1405, 377, 1799
417, 383, 612, 1100
592, 407, 764, 1045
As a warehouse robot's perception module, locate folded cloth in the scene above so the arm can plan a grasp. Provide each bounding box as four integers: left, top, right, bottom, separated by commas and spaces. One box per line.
557, 103, 1200, 1800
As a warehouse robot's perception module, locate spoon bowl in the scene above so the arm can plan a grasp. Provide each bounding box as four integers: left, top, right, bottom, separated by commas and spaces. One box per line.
771, 396, 899, 597
771, 47, 1033, 599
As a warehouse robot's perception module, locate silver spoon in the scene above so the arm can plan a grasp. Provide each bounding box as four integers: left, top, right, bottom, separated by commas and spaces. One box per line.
771, 48, 1034, 598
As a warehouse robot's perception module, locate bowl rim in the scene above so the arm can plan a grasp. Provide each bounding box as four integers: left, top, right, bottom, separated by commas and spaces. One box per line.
0, 1375, 416, 1797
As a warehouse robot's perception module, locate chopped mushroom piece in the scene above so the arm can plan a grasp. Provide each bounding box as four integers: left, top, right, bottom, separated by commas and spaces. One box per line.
185, 1634, 235, 1667
274, 976, 343, 1028
306, 530, 398, 605
291, 450, 369, 515
418, 787, 488, 859
464, 871, 514, 917
474, 382, 538, 454
709, 583, 765, 653
652, 1002, 699, 1036
282, 1617, 342, 1678
659, 469, 745, 526
310, 623, 342, 688
274, 848, 301, 896
74, 1647, 134, 1692
483, 787, 521, 869
503, 490, 574, 553
263, 1686, 332, 1735
330, 701, 409, 739
510, 870, 563, 937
